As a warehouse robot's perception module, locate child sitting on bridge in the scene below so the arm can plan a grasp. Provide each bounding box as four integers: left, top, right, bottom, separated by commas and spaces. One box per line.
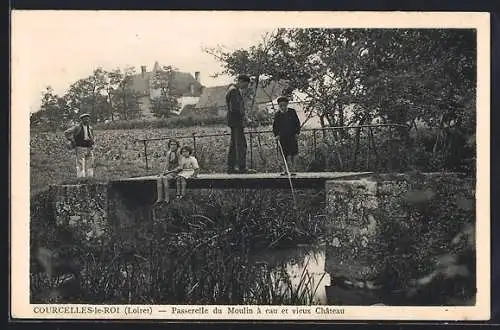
156, 139, 180, 203
175, 145, 200, 199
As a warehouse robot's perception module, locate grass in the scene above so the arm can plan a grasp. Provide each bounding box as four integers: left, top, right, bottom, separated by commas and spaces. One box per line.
244, 256, 327, 305
30, 185, 330, 304
30, 126, 223, 194
29, 124, 475, 305
30, 124, 406, 195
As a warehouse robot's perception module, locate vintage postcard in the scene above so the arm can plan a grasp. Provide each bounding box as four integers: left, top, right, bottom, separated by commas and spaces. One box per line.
11, 11, 490, 321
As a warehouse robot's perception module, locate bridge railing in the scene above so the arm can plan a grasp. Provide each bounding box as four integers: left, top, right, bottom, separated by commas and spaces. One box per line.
134, 124, 411, 173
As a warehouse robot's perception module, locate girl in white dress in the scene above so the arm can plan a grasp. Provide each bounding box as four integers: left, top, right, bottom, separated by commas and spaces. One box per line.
175, 146, 200, 199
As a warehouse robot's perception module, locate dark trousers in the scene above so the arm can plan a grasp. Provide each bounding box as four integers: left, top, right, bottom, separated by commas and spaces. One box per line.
228, 126, 247, 170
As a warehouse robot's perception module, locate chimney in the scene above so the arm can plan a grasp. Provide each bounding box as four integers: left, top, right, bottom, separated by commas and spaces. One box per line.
141, 66, 147, 77
194, 71, 200, 82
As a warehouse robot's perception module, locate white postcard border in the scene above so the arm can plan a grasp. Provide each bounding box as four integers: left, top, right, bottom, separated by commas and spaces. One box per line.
10, 10, 491, 321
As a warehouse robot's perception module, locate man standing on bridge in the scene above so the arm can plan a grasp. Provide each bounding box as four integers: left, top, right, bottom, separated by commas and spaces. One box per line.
64, 113, 95, 180
226, 74, 250, 174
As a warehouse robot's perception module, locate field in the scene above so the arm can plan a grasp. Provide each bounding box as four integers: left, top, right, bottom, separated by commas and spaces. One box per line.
31, 125, 222, 194
30, 124, 408, 195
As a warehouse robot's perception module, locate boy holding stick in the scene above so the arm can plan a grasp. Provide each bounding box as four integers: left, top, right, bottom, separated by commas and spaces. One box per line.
273, 96, 301, 176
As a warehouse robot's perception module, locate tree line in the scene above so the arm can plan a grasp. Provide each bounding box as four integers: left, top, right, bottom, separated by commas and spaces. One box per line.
206, 28, 475, 132
205, 28, 476, 172
30, 65, 180, 130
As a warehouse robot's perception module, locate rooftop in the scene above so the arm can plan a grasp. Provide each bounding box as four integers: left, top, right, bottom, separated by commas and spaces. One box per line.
195, 80, 288, 109
129, 63, 203, 97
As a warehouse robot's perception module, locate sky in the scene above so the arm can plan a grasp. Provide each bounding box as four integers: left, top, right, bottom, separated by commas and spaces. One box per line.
12, 11, 488, 114
12, 11, 277, 113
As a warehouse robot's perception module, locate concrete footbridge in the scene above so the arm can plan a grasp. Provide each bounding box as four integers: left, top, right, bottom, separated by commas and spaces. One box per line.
112, 171, 374, 188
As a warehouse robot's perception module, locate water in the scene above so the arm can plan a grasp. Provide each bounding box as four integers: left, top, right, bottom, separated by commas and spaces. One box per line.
31, 182, 475, 306
250, 244, 330, 305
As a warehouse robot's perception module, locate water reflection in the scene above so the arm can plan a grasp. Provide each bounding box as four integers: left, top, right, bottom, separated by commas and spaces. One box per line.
250, 244, 330, 305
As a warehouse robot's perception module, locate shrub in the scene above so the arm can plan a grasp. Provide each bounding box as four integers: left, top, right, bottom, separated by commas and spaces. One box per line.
375, 174, 475, 303
93, 115, 227, 130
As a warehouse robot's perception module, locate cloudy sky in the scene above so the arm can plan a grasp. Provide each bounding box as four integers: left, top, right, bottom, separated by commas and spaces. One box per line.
12, 11, 278, 113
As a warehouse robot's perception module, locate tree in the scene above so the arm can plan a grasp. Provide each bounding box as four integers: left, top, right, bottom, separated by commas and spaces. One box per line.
31, 65, 145, 130
106, 68, 121, 121
207, 28, 476, 172
65, 68, 109, 122
204, 31, 288, 120
30, 86, 70, 130
150, 65, 180, 118
207, 28, 475, 133
107, 67, 141, 120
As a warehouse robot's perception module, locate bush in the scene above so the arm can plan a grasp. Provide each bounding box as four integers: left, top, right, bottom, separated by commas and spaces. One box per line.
375, 174, 475, 303
407, 127, 475, 174
94, 115, 227, 130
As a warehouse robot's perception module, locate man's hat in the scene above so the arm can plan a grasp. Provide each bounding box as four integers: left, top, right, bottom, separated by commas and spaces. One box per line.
79, 113, 90, 119
277, 96, 289, 104
237, 74, 251, 83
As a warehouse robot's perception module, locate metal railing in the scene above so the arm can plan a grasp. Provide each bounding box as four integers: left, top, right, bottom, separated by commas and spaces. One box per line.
135, 124, 410, 172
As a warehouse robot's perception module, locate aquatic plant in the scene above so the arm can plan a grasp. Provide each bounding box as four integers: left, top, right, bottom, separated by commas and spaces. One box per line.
30, 187, 330, 304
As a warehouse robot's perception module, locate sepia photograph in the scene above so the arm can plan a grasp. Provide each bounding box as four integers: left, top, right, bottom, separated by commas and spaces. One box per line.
11, 11, 490, 320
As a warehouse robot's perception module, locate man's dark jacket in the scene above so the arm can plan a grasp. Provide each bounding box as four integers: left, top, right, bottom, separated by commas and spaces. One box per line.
226, 85, 246, 127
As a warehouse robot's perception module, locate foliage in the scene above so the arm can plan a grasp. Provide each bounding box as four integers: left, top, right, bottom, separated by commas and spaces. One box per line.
206, 28, 476, 167
30, 87, 71, 130
373, 175, 475, 304
150, 65, 181, 118
31, 66, 145, 130
30, 187, 328, 304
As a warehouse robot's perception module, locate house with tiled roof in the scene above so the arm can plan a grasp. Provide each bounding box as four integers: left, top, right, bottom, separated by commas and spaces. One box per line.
195, 80, 288, 117
130, 61, 204, 118
194, 79, 321, 127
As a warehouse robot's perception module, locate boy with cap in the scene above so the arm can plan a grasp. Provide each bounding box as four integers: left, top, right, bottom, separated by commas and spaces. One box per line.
273, 96, 301, 175
64, 113, 96, 179
226, 74, 250, 173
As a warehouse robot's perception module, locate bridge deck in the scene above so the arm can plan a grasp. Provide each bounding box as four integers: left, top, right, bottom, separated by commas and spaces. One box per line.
115, 171, 372, 181
112, 172, 373, 189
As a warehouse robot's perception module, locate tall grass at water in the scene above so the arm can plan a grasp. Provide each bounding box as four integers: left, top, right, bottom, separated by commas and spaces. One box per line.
244, 257, 327, 305
31, 187, 330, 304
